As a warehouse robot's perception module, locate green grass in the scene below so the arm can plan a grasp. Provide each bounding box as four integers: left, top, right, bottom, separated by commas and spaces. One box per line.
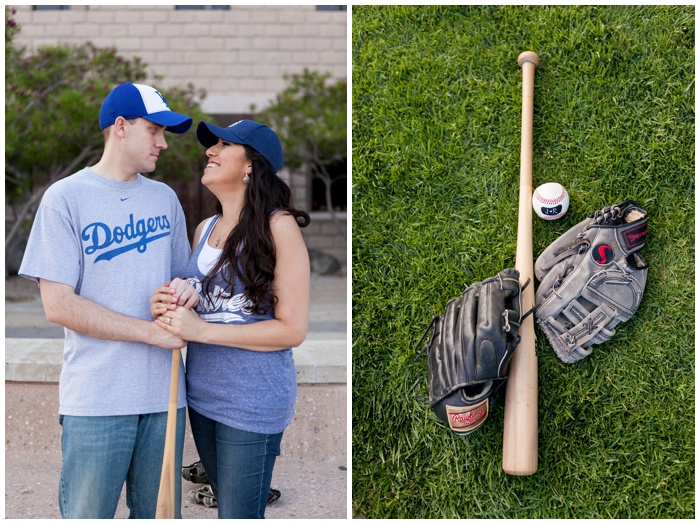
351, 5, 694, 519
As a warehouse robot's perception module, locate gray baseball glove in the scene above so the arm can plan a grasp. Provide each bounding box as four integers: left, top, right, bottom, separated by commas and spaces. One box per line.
416, 268, 526, 434
534, 200, 649, 363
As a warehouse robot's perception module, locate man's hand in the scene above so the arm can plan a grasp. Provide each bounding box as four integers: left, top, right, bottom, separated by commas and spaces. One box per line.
147, 320, 186, 349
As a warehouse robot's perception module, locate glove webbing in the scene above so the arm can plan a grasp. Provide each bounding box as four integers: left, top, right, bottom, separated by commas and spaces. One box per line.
544, 299, 616, 347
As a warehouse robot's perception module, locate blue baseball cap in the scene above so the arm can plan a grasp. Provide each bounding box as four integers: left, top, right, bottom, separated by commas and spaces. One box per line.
196, 120, 284, 172
99, 83, 193, 134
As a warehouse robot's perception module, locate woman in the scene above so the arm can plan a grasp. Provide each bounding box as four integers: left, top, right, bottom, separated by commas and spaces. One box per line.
151, 119, 310, 518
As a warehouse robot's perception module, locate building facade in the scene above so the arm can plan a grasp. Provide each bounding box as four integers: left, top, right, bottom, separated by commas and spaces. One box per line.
11, 4, 348, 264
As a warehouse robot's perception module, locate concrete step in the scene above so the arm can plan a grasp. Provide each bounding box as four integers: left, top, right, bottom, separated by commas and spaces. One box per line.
5, 336, 346, 385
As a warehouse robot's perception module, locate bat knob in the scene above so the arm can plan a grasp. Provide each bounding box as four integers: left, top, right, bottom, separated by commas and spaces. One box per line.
518, 51, 540, 68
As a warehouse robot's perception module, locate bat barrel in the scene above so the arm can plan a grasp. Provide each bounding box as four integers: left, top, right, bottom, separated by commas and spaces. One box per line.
155, 348, 181, 518
502, 51, 539, 476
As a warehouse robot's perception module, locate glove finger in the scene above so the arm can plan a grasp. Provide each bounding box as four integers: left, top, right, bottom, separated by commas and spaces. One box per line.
497, 267, 522, 326
497, 267, 521, 299
458, 284, 479, 383
475, 277, 510, 382
427, 309, 449, 402
428, 293, 473, 403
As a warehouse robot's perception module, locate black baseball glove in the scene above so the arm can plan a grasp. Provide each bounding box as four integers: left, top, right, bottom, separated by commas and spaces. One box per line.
416, 268, 526, 435
534, 200, 649, 363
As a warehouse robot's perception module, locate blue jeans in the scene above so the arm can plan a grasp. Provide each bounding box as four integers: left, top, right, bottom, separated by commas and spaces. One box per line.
188, 407, 283, 519
58, 409, 186, 519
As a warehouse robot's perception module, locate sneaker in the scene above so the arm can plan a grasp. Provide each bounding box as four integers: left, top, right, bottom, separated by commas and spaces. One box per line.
182, 461, 208, 484
187, 484, 217, 508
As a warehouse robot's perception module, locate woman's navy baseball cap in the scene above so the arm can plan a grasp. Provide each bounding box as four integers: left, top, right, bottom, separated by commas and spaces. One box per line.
197, 120, 284, 172
99, 83, 193, 134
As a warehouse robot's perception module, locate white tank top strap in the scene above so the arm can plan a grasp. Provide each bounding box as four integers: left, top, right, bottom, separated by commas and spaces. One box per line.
197, 215, 222, 275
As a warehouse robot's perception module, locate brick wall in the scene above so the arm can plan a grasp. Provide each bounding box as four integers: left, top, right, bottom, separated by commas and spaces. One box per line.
303, 212, 347, 263
12, 5, 347, 115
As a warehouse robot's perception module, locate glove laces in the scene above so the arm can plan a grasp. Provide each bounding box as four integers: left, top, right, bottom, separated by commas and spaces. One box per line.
414, 315, 438, 360
589, 204, 623, 225
588, 200, 644, 226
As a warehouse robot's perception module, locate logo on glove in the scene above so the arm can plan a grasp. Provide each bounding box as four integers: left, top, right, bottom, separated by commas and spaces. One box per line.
592, 244, 614, 265
446, 399, 489, 433
623, 222, 648, 249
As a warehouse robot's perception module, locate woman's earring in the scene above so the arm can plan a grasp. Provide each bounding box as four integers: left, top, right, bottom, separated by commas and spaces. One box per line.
243, 173, 251, 184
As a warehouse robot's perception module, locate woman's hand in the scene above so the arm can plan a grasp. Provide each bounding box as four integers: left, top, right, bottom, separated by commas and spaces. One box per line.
155, 305, 206, 342
169, 278, 200, 309
150, 278, 199, 318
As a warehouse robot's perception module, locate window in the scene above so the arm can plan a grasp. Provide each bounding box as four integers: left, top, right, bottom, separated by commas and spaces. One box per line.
311, 159, 347, 212
316, 6, 347, 11
175, 5, 230, 9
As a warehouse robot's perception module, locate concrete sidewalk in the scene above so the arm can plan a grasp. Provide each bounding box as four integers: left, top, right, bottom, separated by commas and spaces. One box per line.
4, 273, 349, 519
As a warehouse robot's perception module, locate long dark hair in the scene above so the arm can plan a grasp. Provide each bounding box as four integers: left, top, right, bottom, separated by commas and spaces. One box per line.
201, 145, 310, 314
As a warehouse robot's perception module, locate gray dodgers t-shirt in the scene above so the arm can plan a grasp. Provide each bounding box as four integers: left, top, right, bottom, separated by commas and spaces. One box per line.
19, 168, 190, 416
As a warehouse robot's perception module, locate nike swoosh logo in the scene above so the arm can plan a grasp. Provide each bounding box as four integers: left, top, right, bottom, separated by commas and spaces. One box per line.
121, 197, 130, 201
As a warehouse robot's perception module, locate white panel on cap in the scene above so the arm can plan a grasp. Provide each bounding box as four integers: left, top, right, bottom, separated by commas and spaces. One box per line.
133, 84, 170, 114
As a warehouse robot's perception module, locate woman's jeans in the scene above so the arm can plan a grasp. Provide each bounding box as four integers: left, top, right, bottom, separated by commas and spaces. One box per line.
58, 409, 186, 519
188, 407, 283, 519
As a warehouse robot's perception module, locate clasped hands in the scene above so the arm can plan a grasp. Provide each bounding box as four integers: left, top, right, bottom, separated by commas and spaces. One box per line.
150, 277, 203, 343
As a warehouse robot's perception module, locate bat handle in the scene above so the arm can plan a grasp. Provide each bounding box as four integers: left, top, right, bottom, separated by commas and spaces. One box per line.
155, 348, 181, 519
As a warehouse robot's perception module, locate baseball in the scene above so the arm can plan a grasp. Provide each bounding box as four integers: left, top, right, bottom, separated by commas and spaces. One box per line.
532, 182, 569, 220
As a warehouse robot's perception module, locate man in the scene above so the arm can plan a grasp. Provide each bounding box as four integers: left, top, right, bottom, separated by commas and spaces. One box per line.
19, 83, 194, 518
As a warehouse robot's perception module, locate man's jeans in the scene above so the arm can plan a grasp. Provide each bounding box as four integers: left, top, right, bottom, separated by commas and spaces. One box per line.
188, 407, 283, 519
58, 409, 186, 519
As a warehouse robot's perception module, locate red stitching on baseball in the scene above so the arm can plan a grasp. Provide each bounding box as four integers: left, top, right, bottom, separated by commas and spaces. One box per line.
534, 186, 565, 205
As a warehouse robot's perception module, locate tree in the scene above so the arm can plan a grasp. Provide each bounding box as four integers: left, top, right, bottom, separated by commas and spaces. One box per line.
5, 7, 210, 274
256, 69, 347, 238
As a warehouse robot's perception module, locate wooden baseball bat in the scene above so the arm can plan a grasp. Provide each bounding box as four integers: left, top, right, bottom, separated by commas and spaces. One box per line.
502, 51, 539, 476
155, 348, 181, 518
